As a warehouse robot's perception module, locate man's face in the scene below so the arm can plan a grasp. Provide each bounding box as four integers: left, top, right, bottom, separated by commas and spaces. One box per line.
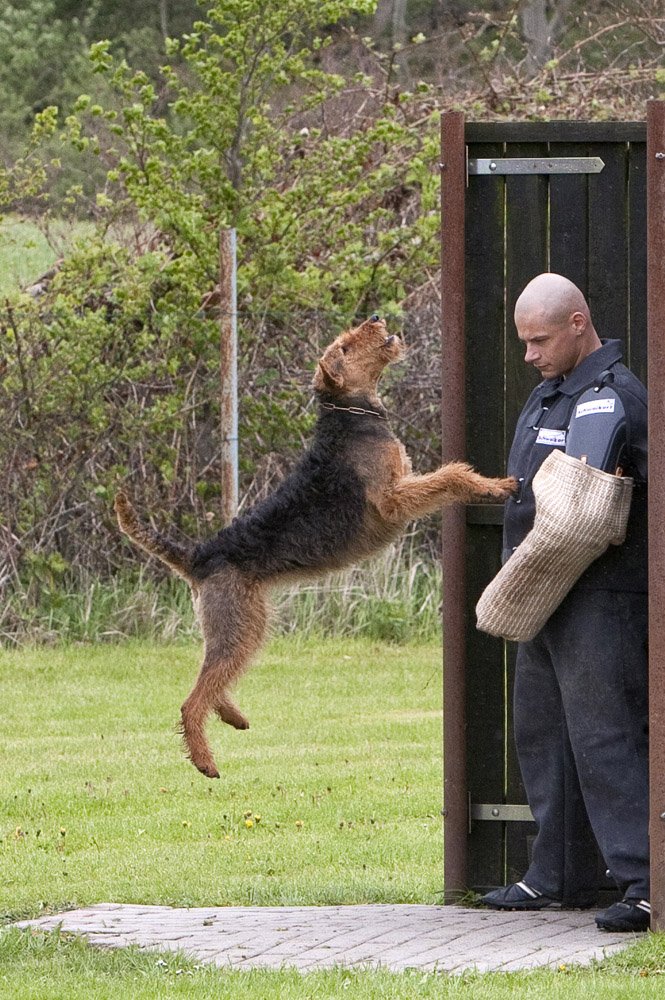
516, 310, 585, 379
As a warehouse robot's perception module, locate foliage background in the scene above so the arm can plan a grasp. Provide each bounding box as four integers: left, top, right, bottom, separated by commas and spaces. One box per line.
1, 0, 663, 641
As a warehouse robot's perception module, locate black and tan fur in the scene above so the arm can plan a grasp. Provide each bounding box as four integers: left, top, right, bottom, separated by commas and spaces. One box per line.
115, 317, 515, 778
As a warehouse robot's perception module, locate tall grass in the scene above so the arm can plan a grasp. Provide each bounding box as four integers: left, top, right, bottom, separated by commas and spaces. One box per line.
1, 534, 443, 647
0, 572, 199, 648
274, 534, 442, 644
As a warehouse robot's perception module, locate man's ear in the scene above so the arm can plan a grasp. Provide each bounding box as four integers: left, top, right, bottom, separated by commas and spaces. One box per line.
571, 311, 587, 334
313, 355, 344, 391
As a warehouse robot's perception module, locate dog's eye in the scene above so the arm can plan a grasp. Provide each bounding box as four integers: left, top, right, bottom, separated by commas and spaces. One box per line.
341, 345, 348, 354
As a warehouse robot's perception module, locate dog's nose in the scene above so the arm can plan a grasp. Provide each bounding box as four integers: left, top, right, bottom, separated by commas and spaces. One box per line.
370, 313, 380, 322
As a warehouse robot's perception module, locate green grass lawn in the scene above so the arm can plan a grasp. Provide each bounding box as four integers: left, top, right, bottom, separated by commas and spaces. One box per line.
0, 214, 92, 295
0, 637, 444, 917
1, 636, 663, 997
1, 927, 665, 1000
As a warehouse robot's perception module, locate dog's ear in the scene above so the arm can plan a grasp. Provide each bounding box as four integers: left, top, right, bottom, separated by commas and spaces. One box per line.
313, 355, 344, 392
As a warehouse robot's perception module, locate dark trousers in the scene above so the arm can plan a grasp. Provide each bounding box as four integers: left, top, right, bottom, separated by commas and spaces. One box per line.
515, 588, 649, 903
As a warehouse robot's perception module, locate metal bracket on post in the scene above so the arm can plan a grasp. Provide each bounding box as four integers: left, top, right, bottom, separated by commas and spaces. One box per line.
470, 803, 535, 826
467, 156, 605, 182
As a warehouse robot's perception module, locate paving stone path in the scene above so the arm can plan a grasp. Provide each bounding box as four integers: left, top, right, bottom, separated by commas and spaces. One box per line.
14, 903, 643, 973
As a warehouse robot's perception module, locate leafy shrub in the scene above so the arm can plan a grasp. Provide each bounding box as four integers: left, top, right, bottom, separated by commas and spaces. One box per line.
0, 0, 444, 640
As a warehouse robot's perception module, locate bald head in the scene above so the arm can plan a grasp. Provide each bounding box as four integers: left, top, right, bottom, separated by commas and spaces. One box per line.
514, 273, 601, 379
515, 273, 591, 329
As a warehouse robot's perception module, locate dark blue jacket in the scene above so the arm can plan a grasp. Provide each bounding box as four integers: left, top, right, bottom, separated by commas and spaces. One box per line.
504, 339, 647, 592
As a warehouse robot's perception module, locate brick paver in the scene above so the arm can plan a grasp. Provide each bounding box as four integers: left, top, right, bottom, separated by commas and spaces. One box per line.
13, 903, 643, 973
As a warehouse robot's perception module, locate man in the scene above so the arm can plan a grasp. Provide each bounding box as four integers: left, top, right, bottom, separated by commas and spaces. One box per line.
480, 273, 649, 933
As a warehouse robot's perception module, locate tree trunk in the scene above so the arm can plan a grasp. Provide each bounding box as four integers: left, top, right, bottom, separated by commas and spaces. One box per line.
159, 0, 169, 42
392, 0, 409, 48
520, 0, 571, 74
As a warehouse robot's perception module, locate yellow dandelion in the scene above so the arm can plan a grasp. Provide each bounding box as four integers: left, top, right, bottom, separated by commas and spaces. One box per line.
182, 820, 191, 828
245, 819, 253, 828
243, 810, 252, 819
295, 820, 303, 829
60, 827, 66, 836
225, 835, 231, 841
254, 814, 261, 822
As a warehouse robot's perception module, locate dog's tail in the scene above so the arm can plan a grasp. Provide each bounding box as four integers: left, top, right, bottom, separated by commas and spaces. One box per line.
114, 491, 193, 579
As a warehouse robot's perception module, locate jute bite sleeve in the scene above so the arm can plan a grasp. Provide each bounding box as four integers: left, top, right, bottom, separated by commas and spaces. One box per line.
475, 450, 633, 643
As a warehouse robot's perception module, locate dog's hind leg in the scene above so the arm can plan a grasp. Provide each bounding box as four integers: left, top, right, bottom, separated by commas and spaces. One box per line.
180, 573, 269, 779
180, 654, 249, 779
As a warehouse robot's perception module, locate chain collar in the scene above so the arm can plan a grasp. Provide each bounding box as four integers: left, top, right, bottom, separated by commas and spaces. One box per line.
320, 401, 387, 420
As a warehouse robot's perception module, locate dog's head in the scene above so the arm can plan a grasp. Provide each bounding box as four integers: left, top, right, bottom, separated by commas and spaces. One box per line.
312, 315, 405, 397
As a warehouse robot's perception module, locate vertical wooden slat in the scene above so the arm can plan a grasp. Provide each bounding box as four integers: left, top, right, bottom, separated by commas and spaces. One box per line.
503, 141, 549, 881
464, 139, 508, 892
629, 142, 648, 382
647, 99, 665, 933
549, 141, 590, 295
504, 142, 548, 444
440, 111, 467, 902
587, 143, 630, 342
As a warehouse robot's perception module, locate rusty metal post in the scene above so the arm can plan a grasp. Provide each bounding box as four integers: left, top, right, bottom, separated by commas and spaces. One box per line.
440, 111, 467, 902
220, 228, 238, 527
647, 99, 665, 931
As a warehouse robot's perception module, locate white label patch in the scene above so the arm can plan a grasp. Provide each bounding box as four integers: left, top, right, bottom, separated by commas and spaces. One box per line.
575, 398, 616, 418
536, 428, 567, 447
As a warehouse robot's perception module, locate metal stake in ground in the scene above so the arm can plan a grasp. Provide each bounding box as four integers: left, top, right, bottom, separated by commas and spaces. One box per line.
220, 228, 238, 527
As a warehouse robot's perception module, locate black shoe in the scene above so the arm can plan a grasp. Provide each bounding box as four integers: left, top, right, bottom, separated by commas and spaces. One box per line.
481, 881, 561, 910
595, 897, 650, 932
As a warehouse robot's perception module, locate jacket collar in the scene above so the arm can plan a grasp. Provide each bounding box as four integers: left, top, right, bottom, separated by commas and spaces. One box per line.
537, 339, 624, 397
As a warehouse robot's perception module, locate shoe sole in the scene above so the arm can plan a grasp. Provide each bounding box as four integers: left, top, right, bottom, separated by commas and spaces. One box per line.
596, 920, 649, 932
482, 901, 561, 911
483, 901, 597, 912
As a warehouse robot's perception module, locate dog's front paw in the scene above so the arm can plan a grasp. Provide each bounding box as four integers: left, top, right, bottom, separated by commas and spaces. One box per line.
484, 476, 518, 501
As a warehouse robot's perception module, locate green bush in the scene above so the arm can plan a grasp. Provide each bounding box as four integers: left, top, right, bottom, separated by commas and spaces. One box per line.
0, 0, 443, 619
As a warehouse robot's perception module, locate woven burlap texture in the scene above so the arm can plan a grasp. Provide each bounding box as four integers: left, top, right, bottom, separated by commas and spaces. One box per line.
476, 450, 633, 643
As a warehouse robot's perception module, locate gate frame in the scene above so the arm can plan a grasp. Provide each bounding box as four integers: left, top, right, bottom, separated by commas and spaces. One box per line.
440, 111, 467, 904
441, 104, 665, 929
